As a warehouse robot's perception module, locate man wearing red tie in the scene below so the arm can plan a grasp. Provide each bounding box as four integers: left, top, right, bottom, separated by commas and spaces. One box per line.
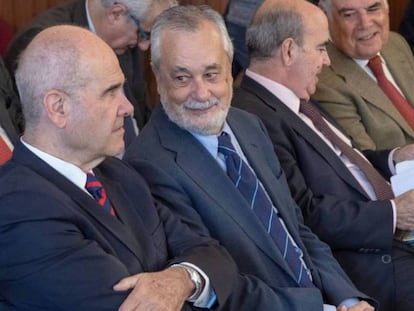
314, 0, 414, 151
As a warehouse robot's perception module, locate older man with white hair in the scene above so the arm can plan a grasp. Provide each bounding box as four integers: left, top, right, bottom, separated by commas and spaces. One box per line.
313, 0, 414, 152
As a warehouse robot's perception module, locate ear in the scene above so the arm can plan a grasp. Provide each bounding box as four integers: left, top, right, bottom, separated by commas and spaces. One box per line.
43, 89, 70, 128
280, 38, 299, 66
107, 2, 128, 24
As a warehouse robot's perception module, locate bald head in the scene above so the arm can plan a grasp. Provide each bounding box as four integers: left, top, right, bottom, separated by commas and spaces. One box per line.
16, 25, 117, 127
247, 0, 326, 62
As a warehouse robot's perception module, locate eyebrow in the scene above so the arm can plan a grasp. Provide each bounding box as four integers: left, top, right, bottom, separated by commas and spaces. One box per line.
337, 1, 382, 14
100, 82, 123, 98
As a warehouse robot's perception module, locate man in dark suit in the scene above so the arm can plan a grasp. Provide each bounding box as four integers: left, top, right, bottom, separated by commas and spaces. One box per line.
5, 0, 177, 138
124, 5, 376, 310
232, 2, 414, 310
0, 57, 19, 166
314, 0, 414, 151
0, 24, 239, 311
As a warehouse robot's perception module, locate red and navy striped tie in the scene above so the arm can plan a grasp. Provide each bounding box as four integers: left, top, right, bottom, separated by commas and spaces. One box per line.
85, 173, 116, 217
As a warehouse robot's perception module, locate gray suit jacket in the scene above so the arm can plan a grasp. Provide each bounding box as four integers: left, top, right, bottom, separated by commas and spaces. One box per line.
124, 105, 374, 310
314, 32, 414, 151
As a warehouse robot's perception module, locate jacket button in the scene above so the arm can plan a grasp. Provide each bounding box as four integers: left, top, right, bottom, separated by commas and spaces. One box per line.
381, 254, 392, 264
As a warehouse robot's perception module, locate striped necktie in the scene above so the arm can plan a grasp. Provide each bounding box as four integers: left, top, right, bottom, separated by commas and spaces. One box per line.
299, 100, 393, 200
85, 173, 116, 217
218, 132, 314, 287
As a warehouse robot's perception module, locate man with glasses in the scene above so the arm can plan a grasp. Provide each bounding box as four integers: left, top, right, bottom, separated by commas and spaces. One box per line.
5, 0, 177, 144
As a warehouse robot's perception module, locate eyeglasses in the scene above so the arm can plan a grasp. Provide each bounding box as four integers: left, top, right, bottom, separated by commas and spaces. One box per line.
129, 14, 150, 41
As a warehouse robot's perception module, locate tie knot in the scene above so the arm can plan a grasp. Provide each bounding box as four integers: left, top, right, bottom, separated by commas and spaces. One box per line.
217, 132, 236, 157
85, 173, 103, 200
367, 55, 383, 77
299, 99, 319, 120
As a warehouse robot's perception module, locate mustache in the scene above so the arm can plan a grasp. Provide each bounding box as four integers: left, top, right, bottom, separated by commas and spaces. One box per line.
183, 97, 220, 109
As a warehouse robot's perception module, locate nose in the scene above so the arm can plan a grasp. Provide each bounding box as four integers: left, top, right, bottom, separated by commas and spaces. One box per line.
138, 40, 150, 51
323, 51, 331, 66
358, 10, 373, 29
119, 93, 134, 117
192, 78, 211, 102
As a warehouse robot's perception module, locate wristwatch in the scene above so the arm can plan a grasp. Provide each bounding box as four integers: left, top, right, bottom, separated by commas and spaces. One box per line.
175, 264, 204, 302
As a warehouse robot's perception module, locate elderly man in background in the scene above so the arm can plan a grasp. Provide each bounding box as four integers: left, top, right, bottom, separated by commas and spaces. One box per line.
0, 24, 238, 311
6, 0, 177, 142
313, 0, 414, 151
125, 4, 376, 311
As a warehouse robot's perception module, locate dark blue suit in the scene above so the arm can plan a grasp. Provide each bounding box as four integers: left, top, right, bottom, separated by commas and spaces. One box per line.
0, 142, 237, 310
124, 105, 374, 310
232, 75, 414, 311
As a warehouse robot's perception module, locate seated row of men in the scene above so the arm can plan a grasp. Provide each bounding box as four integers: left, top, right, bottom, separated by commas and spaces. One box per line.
1, 0, 414, 310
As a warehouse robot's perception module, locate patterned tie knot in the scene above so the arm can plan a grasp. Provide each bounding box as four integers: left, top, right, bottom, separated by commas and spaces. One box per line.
85, 173, 115, 216
218, 132, 236, 157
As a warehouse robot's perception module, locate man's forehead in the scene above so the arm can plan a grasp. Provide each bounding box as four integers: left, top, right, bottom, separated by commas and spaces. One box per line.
333, 0, 384, 10
169, 63, 222, 73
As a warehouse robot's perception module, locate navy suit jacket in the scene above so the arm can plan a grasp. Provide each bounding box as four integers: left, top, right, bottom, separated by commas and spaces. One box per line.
232, 75, 411, 310
124, 105, 373, 310
5, 0, 149, 129
0, 142, 237, 310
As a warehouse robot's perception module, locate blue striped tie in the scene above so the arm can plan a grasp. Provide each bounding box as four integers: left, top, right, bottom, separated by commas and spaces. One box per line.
218, 132, 313, 287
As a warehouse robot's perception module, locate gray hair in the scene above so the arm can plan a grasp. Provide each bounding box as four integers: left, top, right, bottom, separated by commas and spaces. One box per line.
100, 0, 178, 21
319, 0, 389, 17
15, 27, 90, 127
150, 5, 234, 69
246, 8, 303, 61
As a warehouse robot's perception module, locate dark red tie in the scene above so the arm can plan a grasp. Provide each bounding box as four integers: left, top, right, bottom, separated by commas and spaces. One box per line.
0, 136, 12, 166
299, 100, 393, 201
368, 55, 414, 130
85, 173, 116, 216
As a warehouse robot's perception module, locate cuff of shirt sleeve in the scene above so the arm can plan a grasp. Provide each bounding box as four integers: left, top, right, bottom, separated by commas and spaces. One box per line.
339, 298, 360, 308
172, 262, 216, 308
388, 148, 399, 175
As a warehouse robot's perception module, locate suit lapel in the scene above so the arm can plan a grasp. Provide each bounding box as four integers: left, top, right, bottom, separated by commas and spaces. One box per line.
14, 142, 149, 270
153, 107, 286, 268
241, 76, 370, 199
327, 41, 414, 137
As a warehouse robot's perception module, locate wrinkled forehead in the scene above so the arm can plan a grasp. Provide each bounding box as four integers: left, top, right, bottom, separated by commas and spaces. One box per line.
331, 0, 388, 10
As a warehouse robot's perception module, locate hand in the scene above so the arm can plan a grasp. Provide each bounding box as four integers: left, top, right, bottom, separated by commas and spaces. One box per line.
113, 266, 194, 311
337, 300, 375, 311
394, 189, 414, 231
393, 144, 414, 163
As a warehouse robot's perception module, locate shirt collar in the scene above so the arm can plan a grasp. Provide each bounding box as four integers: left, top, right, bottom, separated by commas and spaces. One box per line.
190, 122, 233, 159
353, 53, 384, 68
21, 138, 88, 191
246, 69, 301, 114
